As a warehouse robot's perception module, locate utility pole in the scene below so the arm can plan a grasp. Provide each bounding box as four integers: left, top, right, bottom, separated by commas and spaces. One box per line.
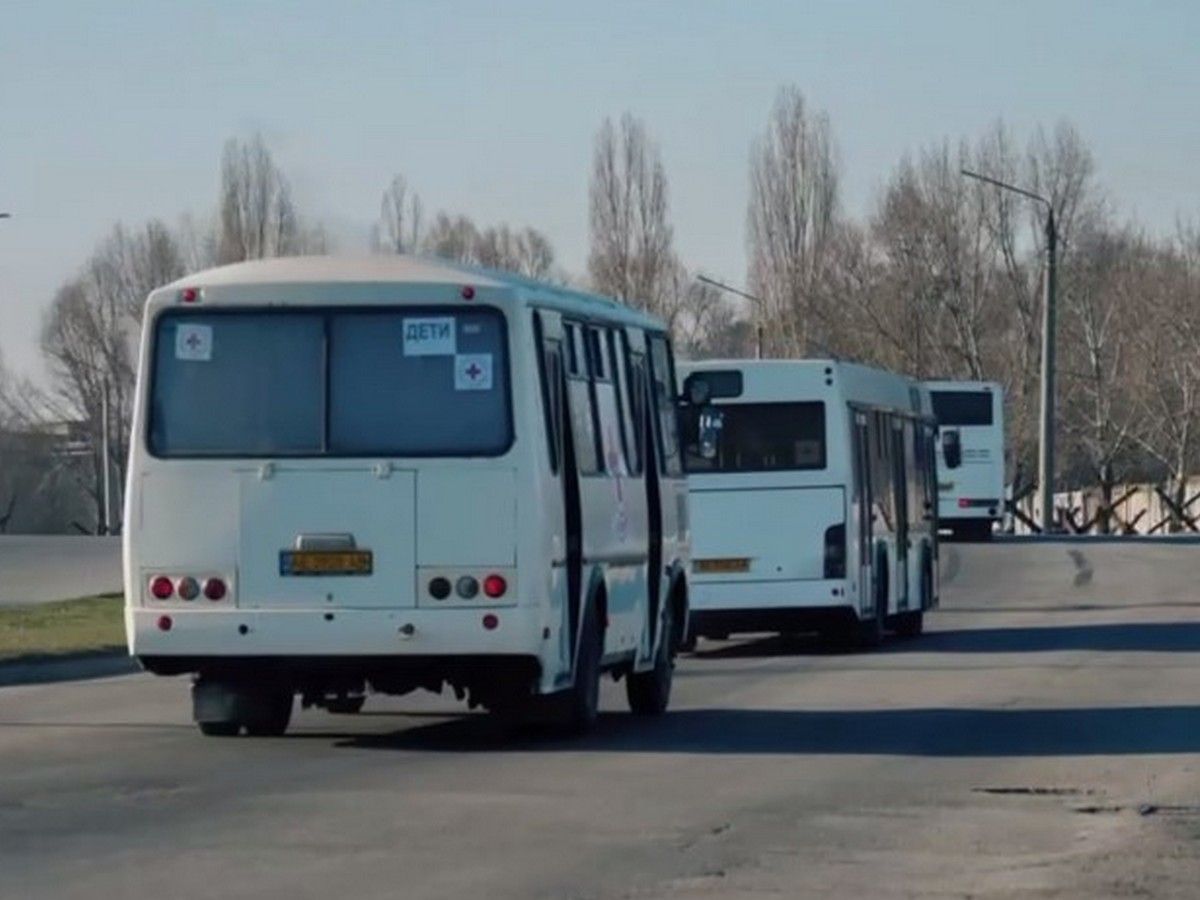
696, 274, 764, 359
101, 379, 112, 535
961, 169, 1058, 532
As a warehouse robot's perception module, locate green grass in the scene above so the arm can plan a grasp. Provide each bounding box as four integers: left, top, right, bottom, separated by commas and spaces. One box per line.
0, 594, 125, 662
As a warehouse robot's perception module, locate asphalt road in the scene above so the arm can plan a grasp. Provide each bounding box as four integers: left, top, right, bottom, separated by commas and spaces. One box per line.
0, 535, 122, 606
2, 542, 1199, 898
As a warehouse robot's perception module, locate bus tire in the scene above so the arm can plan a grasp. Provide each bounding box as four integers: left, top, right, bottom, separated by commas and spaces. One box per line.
627, 601, 675, 715
198, 720, 240, 737
326, 696, 366, 715
858, 546, 888, 648
242, 690, 293, 737
557, 600, 603, 734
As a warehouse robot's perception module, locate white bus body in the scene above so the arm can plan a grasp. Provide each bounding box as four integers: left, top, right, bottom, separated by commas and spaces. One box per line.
679, 360, 938, 646
925, 380, 1005, 541
125, 256, 689, 735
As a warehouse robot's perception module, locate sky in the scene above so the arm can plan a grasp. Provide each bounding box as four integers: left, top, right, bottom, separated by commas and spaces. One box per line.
2, 0, 1198, 379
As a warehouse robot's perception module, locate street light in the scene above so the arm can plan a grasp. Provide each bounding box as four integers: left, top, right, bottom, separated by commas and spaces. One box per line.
696, 274, 764, 359
961, 168, 1058, 533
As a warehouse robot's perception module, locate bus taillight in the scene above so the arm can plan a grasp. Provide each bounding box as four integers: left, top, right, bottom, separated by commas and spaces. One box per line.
823, 524, 846, 580
177, 576, 200, 601
150, 576, 174, 600
203, 577, 227, 601
483, 574, 507, 598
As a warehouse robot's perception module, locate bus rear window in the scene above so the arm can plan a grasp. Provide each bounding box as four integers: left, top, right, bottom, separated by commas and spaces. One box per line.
684, 402, 826, 473
931, 390, 993, 426
149, 308, 511, 457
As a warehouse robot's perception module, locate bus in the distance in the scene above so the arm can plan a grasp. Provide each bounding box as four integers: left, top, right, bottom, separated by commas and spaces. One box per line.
124, 256, 690, 736
925, 380, 1005, 541
679, 360, 939, 648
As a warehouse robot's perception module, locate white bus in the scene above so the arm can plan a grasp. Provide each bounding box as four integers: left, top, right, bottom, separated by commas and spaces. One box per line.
124, 256, 690, 736
925, 380, 1005, 541
679, 360, 938, 647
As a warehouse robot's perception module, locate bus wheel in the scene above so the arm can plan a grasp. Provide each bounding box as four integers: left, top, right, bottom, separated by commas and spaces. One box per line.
893, 611, 924, 637
198, 721, 240, 737
325, 696, 366, 715
627, 602, 675, 715
242, 690, 293, 737
857, 549, 888, 648
557, 601, 603, 734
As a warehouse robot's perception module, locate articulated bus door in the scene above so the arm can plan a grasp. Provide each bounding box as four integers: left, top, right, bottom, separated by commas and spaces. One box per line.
892, 418, 909, 612
533, 311, 584, 682
853, 410, 873, 612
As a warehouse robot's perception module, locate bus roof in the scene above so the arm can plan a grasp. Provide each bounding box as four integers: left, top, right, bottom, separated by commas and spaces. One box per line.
681, 358, 931, 417
152, 255, 667, 331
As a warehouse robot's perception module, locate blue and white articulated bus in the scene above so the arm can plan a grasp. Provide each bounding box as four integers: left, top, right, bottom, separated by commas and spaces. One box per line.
679, 360, 939, 648
925, 380, 1006, 541
125, 256, 690, 736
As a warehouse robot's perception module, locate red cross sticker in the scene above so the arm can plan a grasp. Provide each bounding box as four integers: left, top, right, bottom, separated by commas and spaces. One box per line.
465, 362, 483, 381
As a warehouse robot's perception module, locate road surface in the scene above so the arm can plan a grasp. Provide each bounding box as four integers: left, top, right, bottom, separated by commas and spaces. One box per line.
1, 542, 1198, 898
0, 535, 121, 606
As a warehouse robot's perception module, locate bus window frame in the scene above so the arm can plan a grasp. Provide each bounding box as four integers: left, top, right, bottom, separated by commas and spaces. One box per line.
145, 304, 516, 461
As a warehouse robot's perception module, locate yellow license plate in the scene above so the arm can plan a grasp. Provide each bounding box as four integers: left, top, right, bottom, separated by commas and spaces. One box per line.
694, 557, 751, 574
280, 550, 373, 576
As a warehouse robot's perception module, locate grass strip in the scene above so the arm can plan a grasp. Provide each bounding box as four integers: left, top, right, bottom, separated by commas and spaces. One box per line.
0, 594, 125, 662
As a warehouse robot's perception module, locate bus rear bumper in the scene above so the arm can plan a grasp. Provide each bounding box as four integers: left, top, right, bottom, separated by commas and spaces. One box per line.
127, 605, 547, 661
687, 578, 856, 638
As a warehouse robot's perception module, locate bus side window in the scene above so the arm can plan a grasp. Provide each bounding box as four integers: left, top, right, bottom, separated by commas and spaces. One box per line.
608, 329, 638, 475
565, 320, 601, 475
648, 334, 683, 477
625, 339, 648, 474
533, 313, 561, 474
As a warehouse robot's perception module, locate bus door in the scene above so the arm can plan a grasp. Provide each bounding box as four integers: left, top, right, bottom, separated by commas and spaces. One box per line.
891, 418, 909, 611
534, 311, 584, 681
645, 333, 686, 651
853, 410, 873, 610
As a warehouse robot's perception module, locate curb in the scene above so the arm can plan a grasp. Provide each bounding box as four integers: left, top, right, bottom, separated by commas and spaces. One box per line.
0, 650, 140, 688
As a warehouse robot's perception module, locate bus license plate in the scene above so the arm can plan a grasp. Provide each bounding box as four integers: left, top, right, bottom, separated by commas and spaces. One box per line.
280, 550, 373, 576
694, 558, 751, 574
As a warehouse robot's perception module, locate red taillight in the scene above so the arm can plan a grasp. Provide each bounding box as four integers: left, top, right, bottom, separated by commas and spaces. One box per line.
203, 577, 227, 601
157, 615, 173, 632
180, 287, 198, 303
150, 576, 174, 600
482, 613, 499, 631
958, 498, 971, 508
177, 576, 200, 601
483, 574, 507, 598
461, 285, 475, 300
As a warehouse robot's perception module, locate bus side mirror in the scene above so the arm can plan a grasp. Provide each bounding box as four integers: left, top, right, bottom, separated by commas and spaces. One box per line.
942, 429, 962, 470
698, 407, 724, 461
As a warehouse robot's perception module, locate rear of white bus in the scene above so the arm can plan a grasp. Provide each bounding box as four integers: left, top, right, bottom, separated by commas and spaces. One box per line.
124, 270, 550, 731
927, 381, 1005, 541
678, 363, 854, 641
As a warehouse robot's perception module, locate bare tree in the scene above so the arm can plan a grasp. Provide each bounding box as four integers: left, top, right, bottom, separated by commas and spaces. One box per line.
475, 224, 555, 279
216, 135, 316, 263
1132, 222, 1200, 528
37, 221, 183, 532
588, 113, 676, 315
1057, 223, 1148, 527
746, 86, 839, 356
421, 212, 556, 279
375, 174, 424, 253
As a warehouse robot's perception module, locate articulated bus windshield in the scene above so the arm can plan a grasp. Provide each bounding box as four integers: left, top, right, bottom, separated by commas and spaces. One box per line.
684, 401, 826, 473
149, 307, 511, 457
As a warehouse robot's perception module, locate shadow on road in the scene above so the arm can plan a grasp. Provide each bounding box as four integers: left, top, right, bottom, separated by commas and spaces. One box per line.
334, 704, 1200, 757
691, 621, 1200, 658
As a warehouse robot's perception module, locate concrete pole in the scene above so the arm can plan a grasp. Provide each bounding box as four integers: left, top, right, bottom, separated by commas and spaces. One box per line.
1038, 210, 1058, 532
